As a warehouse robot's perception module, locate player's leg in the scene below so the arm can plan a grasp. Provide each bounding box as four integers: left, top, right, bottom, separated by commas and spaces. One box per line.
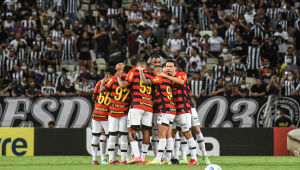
152, 113, 168, 163
99, 131, 108, 164
108, 116, 118, 164
180, 132, 188, 164
140, 111, 153, 163
127, 109, 143, 163
136, 130, 143, 151
119, 116, 129, 164
151, 113, 159, 157
191, 107, 211, 165
170, 116, 179, 164
178, 113, 199, 165
165, 114, 175, 164
100, 121, 109, 164
91, 119, 102, 165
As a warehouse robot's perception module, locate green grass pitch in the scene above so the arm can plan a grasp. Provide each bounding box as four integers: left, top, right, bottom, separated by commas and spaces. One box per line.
0, 156, 299, 170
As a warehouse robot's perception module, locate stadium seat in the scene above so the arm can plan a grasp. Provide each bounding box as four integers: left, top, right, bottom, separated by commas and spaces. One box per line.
82, 0, 90, 4
246, 77, 256, 89
90, 5, 96, 10
42, 25, 49, 32
96, 58, 106, 65
47, 11, 53, 17
200, 30, 213, 37
82, 4, 89, 11
295, 2, 300, 8
207, 58, 218, 64
61, 65, 76, 72
92, 11, 98, 18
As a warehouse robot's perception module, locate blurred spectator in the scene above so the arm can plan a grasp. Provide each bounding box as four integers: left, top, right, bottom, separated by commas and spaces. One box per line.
59, 29, 77, 66
212, 78, 224, 96
280, 71, 297, 96
250, 78, 266, 97
25, 77, 40, 99
203, 70, 216, 96
208, 29, 224, 57
188, 47, 206, 73
41, 80, 57, 97
57, 79, 77, 97
189, 72, 204, 99
55, 67, 74, 90
232, 80, 249, 97
261, 32, 279, 68
266, 74, 280, 95
166, 29, 185, 58
77, 31, 93, 67
274, 107, 292, 127
247, 38, 261, 77
213, 58, 229, 80
274, 24, 289, 62
48, 121, 56, 128
78, 76, 94, 96
293, 22, 300, 63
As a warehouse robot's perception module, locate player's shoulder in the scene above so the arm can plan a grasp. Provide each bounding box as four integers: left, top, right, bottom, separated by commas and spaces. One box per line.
176, 71, 187, 77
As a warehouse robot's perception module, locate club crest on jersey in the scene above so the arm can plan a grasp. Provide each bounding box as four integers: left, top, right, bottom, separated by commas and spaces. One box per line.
153, 77, 160, 83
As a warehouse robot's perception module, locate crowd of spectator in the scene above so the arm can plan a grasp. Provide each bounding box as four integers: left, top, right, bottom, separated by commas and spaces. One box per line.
0, 0, 300, 99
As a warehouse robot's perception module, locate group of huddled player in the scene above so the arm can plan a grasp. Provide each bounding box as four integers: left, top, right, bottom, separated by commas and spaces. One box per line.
91, 56, 211, 165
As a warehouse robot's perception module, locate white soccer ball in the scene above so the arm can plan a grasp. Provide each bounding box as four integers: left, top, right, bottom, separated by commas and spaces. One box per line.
205, 164, 222, 170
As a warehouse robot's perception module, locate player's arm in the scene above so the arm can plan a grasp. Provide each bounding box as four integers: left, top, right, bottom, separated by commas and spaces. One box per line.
117, 71, 130, 88
160, 73, 184, 86
100, 76, 114, 93
138, 68, 152, 85
92, 82, 100, 101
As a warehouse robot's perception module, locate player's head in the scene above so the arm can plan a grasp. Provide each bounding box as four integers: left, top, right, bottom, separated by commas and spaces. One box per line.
48, 121, 56, 128
147, 63, 155, 74
116, 63, 125, 73
278, 107, 288, 116
165, 59, 177, 76
123, 65, 132, 75
154, 66, 163, 76
105, 66, 116, 78
150, 56, 162, 67
162, 62, 166, 72
137, 59, 147, 69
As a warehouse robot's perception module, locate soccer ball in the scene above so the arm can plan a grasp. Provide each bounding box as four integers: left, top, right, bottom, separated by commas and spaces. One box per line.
205, 164, 222, 170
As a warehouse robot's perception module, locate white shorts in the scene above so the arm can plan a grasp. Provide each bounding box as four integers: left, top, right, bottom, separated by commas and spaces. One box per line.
92, 119, 108, 135
157, 113, 175, 126
173, 113, 192, 132
153, 113, 158, 130
127, 108, 153, 128
108, 115, 128, 133
191, 108, 201, 126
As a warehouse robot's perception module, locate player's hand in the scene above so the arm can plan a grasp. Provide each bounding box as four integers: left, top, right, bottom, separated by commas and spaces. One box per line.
115, 71, 121, 78
136, 67, 143, 71
159, 73, 168, 78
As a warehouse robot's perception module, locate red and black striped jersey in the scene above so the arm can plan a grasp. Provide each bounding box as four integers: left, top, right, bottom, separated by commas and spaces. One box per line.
105, 75, 131, 118
186, 85, 195, 108
125, 68, 153, 112
153, 75, 176, 115
171, 72, 192, 115
92, 80, 110, 121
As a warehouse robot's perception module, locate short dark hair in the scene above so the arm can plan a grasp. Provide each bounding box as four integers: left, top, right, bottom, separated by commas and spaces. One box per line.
137, 59, 147, 65
123, 65, 132, 74
105, 66, 116, 75
48, 121, 55, 126
165, 59, 177, 67
130, 56, 138, 66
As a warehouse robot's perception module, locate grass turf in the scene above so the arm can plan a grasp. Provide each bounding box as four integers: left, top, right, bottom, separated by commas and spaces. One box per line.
0, 156, 299, 170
